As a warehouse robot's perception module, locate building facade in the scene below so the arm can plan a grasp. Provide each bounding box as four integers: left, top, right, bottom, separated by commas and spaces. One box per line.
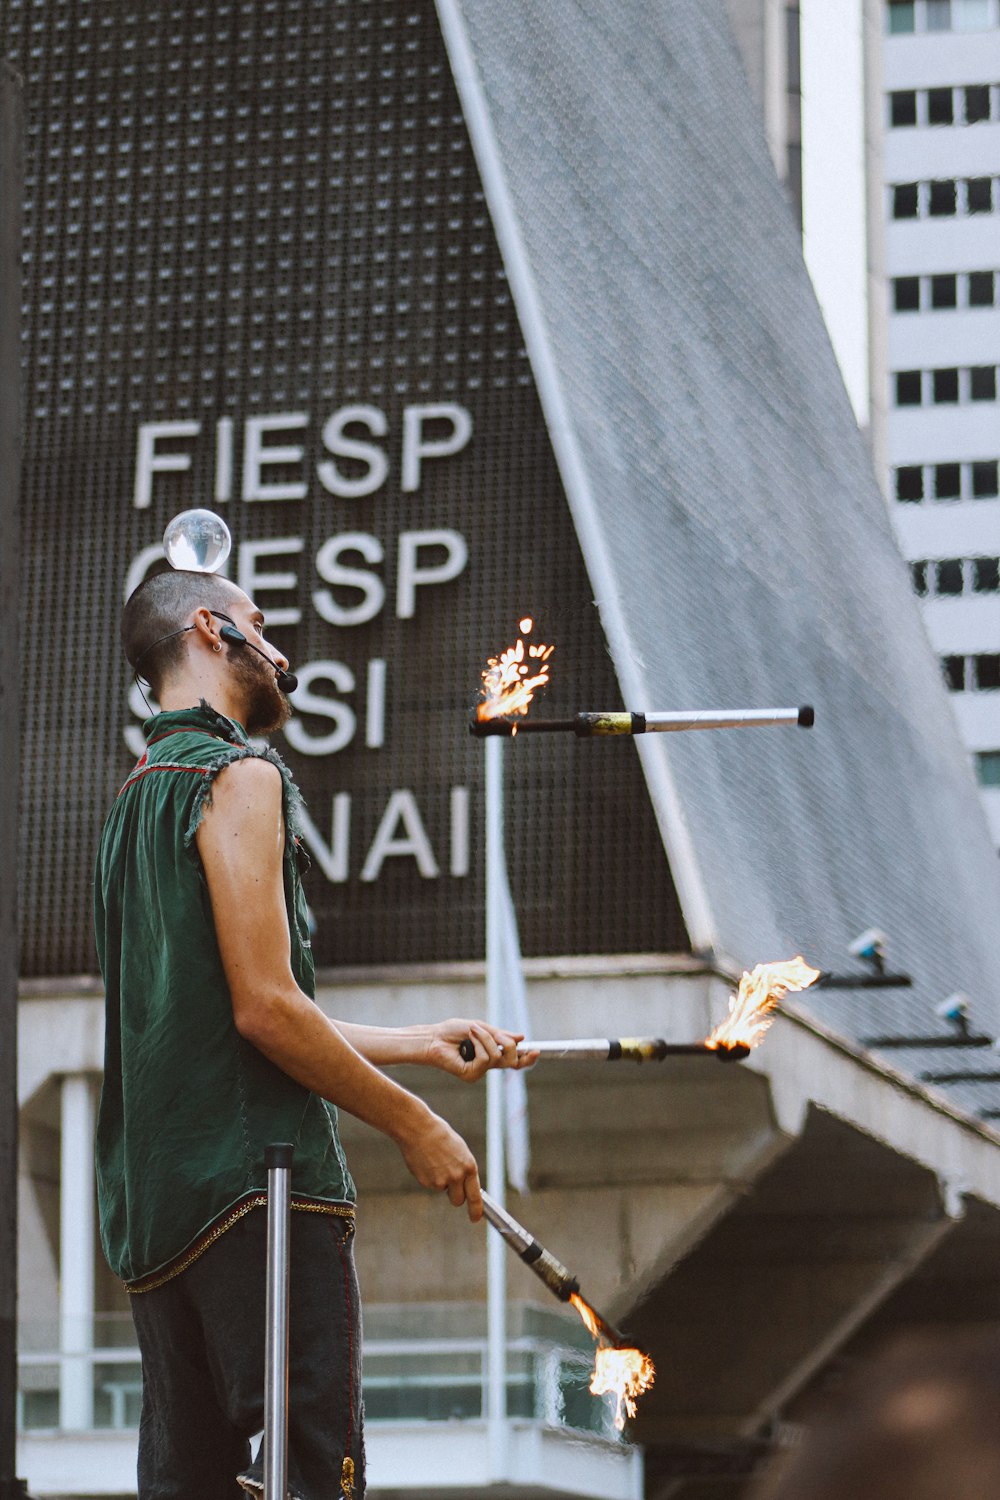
882, 0, 1000, 847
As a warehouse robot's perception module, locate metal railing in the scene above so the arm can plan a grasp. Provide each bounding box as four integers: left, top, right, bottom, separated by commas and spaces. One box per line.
17, 1304, 623, 1443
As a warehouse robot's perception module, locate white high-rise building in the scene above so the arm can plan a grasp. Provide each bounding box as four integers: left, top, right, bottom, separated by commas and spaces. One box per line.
728, 0, 1000, 851
881, 0, 1000, 848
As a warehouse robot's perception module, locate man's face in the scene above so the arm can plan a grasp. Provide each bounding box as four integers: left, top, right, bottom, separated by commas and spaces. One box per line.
219, 592, 293, 737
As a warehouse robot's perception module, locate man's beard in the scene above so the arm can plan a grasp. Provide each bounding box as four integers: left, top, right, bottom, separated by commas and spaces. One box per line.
227, 644, 293, 736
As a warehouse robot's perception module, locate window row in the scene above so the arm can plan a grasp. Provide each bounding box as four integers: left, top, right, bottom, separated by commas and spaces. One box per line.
894, 366, 998, 405
892, 178, 998, 219
895, 459, 1000, 500
893, 270, 996, 311
890, 83, 999, 127
911, 555, 1000, 595
942, 653, 1000, 691
888, 0, 999, 33
977, 750, 1000, 787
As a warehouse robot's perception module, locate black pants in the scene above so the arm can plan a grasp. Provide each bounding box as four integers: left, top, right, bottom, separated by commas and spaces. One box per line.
129, 1207, 364, 1500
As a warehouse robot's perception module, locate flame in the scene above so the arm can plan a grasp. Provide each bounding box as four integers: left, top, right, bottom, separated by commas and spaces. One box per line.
570, 1292, 655, 1431
704, 956, 820, 1052
591, 1345, 656, 1431
476, 619, 554, 723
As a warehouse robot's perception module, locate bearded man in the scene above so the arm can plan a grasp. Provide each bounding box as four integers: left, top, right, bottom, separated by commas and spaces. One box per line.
95, 568, 528, 1500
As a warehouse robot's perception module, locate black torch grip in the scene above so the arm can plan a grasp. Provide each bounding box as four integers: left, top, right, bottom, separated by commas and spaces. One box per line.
458, 1038, 476, 1063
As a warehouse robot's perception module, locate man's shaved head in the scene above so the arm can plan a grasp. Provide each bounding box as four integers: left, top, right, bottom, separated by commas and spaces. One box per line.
123, 569, 245, 695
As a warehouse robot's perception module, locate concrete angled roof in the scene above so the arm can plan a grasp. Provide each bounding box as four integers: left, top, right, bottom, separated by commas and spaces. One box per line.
438, 0, 1000, 1117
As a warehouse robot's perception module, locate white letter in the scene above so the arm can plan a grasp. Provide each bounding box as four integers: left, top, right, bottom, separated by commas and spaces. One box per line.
215, 417, 234, 503
317, 405, 390, 498
360, 791, 439, 881
242, 412, 308, 501
313, 533, 385, 626
401, 403, 472, 492
450, 786, 470, 877
283, 661, 356, 756
297, 795, 351, 883
396, 529, 468, 619
133, 421, 201, 509
365, 658, 387, 749
237, 536, 303, 627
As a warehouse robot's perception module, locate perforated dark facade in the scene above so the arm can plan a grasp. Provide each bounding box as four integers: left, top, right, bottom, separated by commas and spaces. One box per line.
4, 0, 689, 977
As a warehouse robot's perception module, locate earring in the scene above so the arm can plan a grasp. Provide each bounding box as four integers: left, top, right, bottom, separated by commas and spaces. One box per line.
212, 641, 222, 653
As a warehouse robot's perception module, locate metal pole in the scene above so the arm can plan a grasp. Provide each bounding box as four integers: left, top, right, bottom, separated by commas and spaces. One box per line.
0, 61, 25, 1500
264, 1143, 294, 1500
484, 735, 508, 1480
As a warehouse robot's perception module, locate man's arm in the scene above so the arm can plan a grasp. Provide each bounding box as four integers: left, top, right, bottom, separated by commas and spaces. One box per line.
334, 1018, 535, 1077
195, 756, 483, 1219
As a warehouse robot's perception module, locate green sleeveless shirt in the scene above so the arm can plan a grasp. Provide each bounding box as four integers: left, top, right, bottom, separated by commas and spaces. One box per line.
94, 702, 355, 1290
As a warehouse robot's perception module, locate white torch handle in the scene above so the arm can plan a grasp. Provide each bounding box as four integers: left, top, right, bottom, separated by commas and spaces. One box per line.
643, 707, 807, 731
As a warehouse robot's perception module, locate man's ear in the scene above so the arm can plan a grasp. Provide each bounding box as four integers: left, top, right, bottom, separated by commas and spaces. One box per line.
189, 606, 221, 649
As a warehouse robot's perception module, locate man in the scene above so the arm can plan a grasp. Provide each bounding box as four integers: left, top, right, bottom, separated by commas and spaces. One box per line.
95, 568, 530, 1500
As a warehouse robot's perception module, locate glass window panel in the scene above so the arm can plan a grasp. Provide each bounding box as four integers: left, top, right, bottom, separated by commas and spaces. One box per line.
953, 0, 992, 28
935, 559, 964, 594
896, 465, 924, 500
968, 271, 995, 306
967, 177, 993, 213
896, 369, 923, 404
974, 655, 1000, 690
893, 183, 920, 218
887, 1, 916, 32
970, 365, 997, 401
942, 655, 966, 691
928, 179, 957, 216
971, 460, 999, 497
964, 85, 991, 122
973, 557, 1000, 592
927, 88, 954, 124
911, 560, 929, 595
931, 274, 957, 308
935, 462, 962, 499
932, 367, 959, 403
926, 0, 952, 28
976, 751, 1000, 787
891, 90, 918, 126
894, 276, 921, 311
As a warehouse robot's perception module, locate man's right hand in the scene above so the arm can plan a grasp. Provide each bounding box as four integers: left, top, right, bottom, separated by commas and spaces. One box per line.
395, 1106, 483, 1222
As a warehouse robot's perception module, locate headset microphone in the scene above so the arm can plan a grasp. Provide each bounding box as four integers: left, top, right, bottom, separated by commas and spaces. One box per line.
218, 622, 298, 694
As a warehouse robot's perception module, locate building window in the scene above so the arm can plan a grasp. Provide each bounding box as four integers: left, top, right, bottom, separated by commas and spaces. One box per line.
891, 90, 918, 125
970, 365, 997, 400
976, 751, 1000, 787
894, 275, 921, 310
974, 655, 1000, 690
968, 271, 995, 306
893, 183, 919, 218
926, 0, 952, 27
966, 177, 994, 213
931, 273, 957, 308
935, 463, 962, 499
929, 179, 957, 216
943, 654, 966, 690
971, 459, 999, 496
896, 465, 924, 500
928, 87, 955, 124
887, 0, 916, 32
896, 370, 923, 404
933, 367, 960, 403
964, 85, 992, 122
936, 559, 964, 594
973, 557, 1000, 591
911, 560, 929, 594
953, 0, 993, 28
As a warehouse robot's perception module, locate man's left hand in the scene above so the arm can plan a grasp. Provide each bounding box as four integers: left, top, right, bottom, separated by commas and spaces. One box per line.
428, 1020, 538, 1080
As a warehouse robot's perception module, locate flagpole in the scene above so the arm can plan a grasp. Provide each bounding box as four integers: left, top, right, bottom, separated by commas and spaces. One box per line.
484, 733, 508, 1481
